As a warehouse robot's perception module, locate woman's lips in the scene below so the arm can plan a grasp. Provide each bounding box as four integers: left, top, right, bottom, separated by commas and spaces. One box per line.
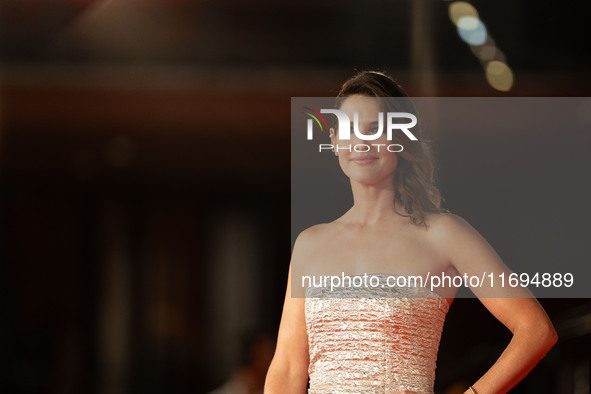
350, 156, 378, 165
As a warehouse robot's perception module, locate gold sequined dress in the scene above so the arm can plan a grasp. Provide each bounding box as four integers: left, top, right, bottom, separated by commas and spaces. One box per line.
305, 274, 450, 394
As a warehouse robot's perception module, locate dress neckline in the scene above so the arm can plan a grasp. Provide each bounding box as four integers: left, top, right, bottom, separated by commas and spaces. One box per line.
367, 273, 451, 306
304, 272, 451, 308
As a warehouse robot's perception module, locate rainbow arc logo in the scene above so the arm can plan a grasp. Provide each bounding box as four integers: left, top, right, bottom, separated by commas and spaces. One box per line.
303, 107, 329, 139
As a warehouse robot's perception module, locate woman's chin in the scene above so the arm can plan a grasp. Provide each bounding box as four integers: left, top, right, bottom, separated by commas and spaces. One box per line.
347, 174, 392, 187
341, 164, 397, 188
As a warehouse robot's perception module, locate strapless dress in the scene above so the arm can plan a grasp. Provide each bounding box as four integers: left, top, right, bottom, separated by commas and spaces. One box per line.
305, 274, 450, 394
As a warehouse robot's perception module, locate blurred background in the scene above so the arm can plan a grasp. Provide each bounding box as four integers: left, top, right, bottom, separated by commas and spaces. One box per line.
1, 0, 590, 393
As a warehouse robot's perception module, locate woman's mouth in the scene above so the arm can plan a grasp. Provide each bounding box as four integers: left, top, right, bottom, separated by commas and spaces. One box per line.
350, 156, 378, 165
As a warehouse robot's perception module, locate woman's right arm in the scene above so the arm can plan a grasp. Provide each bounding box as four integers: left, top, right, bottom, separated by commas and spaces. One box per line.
264, 265, 309, 393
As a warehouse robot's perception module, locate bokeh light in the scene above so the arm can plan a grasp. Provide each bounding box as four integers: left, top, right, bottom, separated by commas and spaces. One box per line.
471, 45, 506, 63
448, 1, 479, 26
449, 0, 512, 91
485, 61, 514, 91
457, 16, 487, 46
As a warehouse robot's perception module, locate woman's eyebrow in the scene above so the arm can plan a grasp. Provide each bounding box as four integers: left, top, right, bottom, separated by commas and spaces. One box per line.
349, 120, 380, 126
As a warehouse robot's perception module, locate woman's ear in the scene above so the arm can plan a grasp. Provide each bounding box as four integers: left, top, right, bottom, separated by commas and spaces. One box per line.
329, 128, 338, 156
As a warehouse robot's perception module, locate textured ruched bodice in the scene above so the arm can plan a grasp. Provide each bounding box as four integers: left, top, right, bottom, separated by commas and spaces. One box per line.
305, 274, 450, 394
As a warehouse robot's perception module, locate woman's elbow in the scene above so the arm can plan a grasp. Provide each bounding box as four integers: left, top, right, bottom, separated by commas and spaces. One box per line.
541, 320, 558, 351
521, 316, 558, 354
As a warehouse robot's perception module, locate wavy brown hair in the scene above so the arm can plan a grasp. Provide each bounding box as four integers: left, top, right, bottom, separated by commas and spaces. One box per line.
336, 70, 446, 227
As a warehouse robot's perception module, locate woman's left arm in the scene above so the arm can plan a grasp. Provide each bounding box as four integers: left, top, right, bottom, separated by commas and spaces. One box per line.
430, 214, 558, 394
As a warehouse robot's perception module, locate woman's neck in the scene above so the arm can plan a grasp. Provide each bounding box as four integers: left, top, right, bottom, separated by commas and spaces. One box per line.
347, 180, 398, 225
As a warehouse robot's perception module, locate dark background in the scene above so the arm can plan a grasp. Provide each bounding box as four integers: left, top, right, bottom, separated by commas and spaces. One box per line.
1, 0, 590, 393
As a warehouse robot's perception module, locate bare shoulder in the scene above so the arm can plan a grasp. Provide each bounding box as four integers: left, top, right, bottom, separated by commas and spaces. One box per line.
424, 212, 512, 280
297, 222, 335, 240
291, 222, 340, 279
425, 212, 477, 240
423, 212, 491, 256
293, 222, 339, 254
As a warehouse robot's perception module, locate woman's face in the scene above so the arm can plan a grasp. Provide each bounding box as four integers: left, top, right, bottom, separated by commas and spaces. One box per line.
331, 95, 399, 188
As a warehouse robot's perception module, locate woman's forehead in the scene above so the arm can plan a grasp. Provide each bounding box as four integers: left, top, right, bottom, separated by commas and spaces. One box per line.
339, 96, 383, 118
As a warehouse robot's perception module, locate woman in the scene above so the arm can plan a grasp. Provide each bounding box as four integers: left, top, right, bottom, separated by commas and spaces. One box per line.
265, 71, 557, 394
